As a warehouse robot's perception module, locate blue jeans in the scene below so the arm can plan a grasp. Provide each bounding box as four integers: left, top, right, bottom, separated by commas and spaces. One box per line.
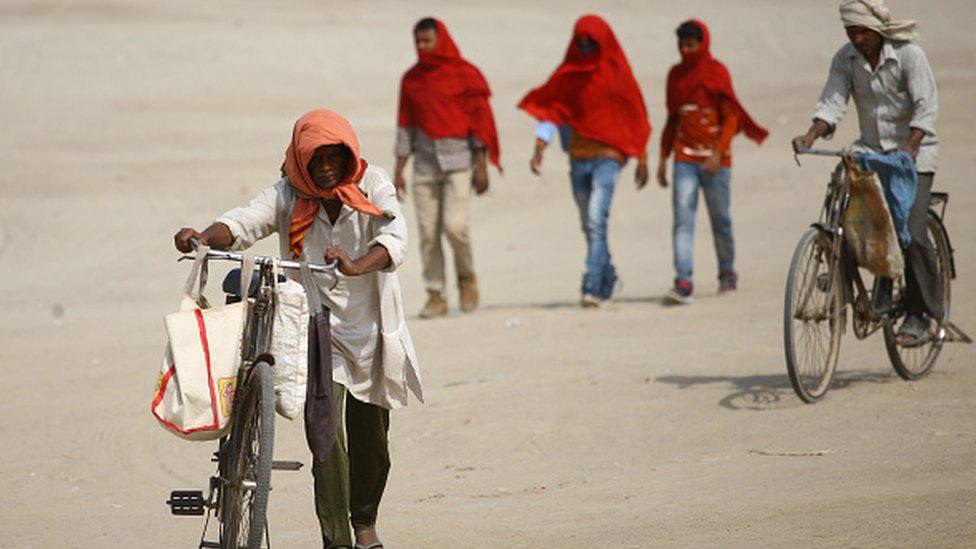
672, 160, 734, 284
570, 157, 621, 298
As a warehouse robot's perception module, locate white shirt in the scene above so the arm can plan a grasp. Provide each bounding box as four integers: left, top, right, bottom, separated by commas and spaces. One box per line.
215, 166, 423, 409
813, 40, 939, 173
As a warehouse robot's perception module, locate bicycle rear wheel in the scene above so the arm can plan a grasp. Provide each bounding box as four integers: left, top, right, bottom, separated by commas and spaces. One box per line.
884, 212, 951, 380
784, 227, 844, 403
221, 361, 275, 549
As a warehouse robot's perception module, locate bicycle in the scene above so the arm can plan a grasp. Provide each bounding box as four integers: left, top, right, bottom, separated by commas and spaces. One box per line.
166, 239, 336, 548
783, 146, 970, 403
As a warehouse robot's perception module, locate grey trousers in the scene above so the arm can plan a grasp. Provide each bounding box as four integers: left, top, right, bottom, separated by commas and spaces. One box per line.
903, 173, 944, 320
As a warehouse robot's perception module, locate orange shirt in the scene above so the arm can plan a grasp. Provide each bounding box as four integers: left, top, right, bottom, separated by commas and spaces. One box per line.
568, 130, 647, 165
661, 95, 738, 167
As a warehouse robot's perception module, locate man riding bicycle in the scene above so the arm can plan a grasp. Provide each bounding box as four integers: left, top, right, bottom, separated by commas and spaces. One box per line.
174, 109, 421, 549
792, 0, 942, 347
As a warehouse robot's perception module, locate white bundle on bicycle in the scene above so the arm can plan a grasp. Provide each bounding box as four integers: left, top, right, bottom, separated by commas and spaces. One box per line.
151, 247, 254, 441
267, 260, 309, 420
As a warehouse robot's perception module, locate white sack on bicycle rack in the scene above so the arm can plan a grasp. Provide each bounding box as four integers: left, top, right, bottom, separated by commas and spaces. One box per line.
842, 166, 904, 279
151, 248, 252, 441
269, 274, 309, 420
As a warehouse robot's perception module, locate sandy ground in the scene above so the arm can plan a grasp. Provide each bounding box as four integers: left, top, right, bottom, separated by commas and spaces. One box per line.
1, 0, 974, 547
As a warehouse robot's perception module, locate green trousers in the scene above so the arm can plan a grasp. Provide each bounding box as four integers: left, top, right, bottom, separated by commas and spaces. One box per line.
313, 382, 391, 549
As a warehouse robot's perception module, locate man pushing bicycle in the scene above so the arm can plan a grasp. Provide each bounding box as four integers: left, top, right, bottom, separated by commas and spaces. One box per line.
793, 0, 942, 347
174, 109, 421, 549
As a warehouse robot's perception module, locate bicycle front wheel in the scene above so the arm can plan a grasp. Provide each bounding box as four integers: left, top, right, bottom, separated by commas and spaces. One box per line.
221, 361, 275, 549
784, 227, 844, 403
883, 211, 951, 380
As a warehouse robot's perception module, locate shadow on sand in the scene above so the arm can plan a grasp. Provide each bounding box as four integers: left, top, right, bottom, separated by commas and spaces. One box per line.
656, 369, 898, 411
475, 294, 667, 312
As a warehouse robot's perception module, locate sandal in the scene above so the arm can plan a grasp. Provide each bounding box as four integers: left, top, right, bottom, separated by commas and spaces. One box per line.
353, 526, 383, 549
895, 314, 930, 348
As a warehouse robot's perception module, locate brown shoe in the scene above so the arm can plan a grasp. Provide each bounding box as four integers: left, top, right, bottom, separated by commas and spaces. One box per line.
419, 292, 448, 319
458, 275, 479, 313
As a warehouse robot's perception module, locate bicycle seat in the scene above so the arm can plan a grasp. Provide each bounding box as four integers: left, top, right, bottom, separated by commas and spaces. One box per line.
222, 268, 286, 304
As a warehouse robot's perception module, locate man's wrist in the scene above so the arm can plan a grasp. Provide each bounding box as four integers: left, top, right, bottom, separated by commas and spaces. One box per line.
811, 119, 832, 138
907, 128, 925, 147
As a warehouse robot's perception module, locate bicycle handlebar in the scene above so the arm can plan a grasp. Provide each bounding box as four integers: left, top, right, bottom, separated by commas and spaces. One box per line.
183, 237, 338, 273
792, 146, 847, 158
792, 144, 851, 167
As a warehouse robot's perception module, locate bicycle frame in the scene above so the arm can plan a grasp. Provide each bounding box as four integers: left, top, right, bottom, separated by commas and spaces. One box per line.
798, 148, 891, 338
795, 146, 965, 341
239, 262, 276, 383
169, 241, 337, 548
785, 146, 970, 402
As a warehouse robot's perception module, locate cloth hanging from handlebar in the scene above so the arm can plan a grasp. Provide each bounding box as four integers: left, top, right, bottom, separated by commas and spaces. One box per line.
857, 151, 917, 247
299, 260, 337, 462
304, 304, 337, 462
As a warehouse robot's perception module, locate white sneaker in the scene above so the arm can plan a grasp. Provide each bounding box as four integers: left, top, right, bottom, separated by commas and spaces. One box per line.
664, 288, 694, 305
581, 294, 601, 308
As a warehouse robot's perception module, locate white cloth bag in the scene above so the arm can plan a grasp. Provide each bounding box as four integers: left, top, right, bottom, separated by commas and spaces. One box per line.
268, 260, 310, 420
151, 248, 254, 441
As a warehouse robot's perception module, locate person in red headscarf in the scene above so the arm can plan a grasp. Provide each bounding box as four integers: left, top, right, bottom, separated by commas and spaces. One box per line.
658, 19, 768, 305
518, 14, 651, 308
395, 17, 501, 319
174, 109, 423, 549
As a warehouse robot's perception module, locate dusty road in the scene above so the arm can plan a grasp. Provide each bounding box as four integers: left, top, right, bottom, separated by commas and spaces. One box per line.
0, 1, 973, 546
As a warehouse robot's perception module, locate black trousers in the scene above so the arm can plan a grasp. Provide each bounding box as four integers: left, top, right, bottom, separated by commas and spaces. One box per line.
903, 173, 944, 320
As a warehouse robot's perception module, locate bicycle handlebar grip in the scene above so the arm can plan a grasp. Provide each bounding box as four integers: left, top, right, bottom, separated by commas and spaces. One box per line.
188, 237, 200, 251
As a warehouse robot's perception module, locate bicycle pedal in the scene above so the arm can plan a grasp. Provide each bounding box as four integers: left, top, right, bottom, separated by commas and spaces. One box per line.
167, 490, 206, 516
272, 460, 304, 471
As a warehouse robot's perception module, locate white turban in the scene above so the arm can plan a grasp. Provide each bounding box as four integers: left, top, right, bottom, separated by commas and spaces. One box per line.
839, 0, 918, 42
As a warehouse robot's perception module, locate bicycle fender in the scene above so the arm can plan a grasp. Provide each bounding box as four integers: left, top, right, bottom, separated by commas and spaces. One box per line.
929, 210, 957, 280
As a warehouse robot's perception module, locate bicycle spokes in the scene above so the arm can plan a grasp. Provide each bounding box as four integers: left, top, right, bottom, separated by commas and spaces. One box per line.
785, 228, 843, 403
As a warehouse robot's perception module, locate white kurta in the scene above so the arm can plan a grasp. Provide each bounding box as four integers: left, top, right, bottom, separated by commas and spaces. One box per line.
215, 166, 423, 409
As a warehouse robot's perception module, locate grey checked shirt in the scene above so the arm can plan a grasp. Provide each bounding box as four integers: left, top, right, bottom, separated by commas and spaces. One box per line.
814, 40, 939, 173
395, 126, 484, 176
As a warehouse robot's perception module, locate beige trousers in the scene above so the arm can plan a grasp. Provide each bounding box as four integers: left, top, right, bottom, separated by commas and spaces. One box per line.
413, 171, 475, 293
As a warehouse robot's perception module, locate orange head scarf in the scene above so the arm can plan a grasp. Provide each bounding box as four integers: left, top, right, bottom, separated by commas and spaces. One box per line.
283, 109, 385, 259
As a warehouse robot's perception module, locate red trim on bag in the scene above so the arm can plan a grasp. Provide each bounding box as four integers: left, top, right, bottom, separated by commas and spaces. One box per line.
150, 308, 223, 436
195, 308, 221, 430
151, 364, 218, 435
150, 364, 176, 419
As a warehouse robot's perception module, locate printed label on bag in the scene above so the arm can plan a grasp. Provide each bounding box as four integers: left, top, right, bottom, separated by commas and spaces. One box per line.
218, 376, 237, 417
154, 372, 164, 395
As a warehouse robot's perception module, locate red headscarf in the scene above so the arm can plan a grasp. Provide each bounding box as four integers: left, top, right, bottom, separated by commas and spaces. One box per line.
283, 109, 385, 259
398, 19, 501, 169
666, 20, 768, 144
518, 14, 651, 159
